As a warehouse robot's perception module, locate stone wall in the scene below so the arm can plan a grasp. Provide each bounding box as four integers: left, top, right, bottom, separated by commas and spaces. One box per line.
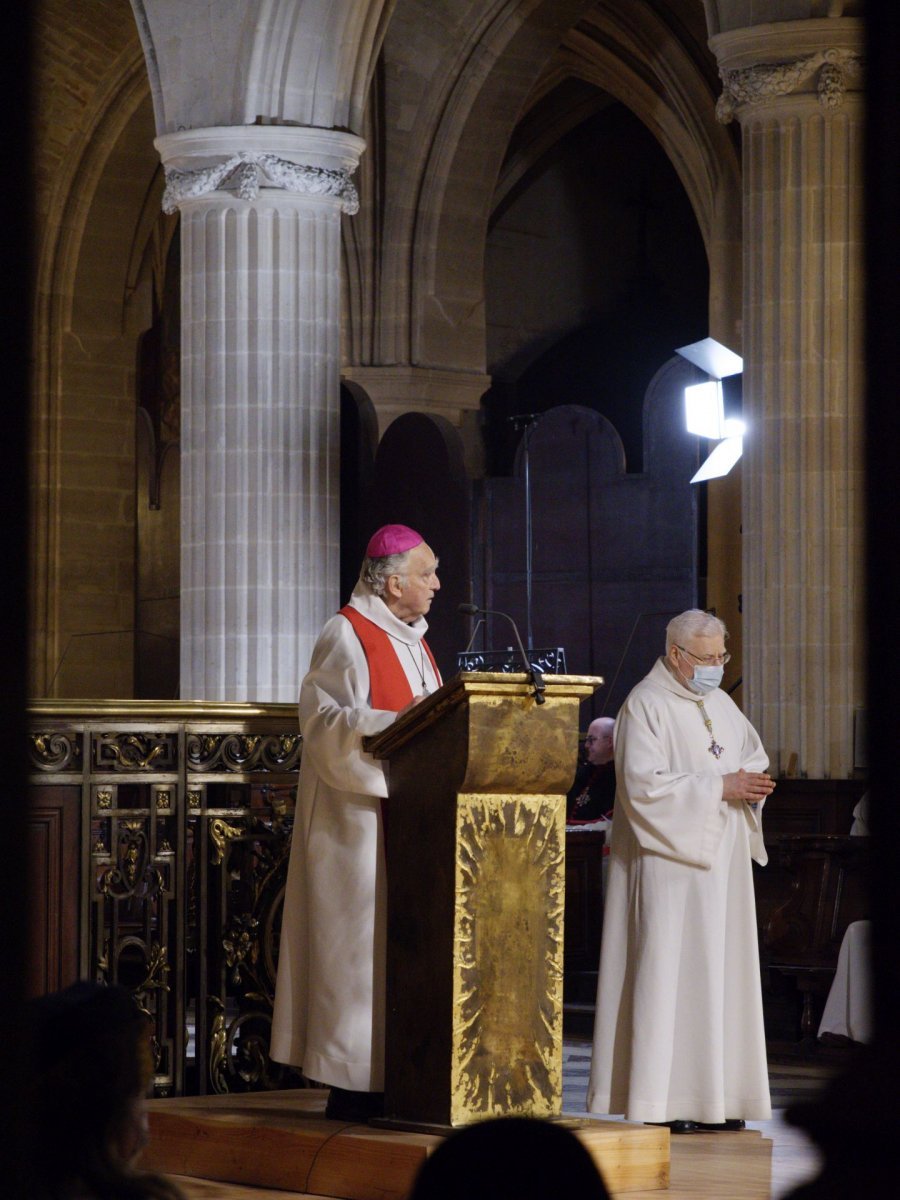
32, 0, 158, 696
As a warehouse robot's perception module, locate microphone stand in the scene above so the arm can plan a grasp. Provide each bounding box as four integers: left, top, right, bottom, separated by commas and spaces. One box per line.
524, 418, 535, 652
463, 617, 486, 653
459, 603, 545, 704
507, 413, 540, 652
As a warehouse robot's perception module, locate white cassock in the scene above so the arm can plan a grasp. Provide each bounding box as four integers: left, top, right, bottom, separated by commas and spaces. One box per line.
816, 803, 872, 1044
270, 584, 441, 1091
818, 922, 872, 1043
587, 658, 772, 1124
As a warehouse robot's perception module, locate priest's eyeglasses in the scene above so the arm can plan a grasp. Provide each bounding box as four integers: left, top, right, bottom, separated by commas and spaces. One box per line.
675, 644, 731, 666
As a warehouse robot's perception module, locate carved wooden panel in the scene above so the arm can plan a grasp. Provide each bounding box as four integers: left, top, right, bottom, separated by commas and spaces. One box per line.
564, 830, 605, 975
761, 835, 870, 966
27, 785, 80, 995
756, 833, 871, 1042
481, 375, 699, 722
762, 778, 866, 836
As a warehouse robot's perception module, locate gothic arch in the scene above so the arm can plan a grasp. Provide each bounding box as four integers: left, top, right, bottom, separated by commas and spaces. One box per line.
396, 0, 741, 368
555, 1, 742, 336
352, 0, 593, 368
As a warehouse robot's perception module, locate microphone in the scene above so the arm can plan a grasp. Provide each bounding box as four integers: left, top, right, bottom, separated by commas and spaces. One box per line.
458, 603, 546, 704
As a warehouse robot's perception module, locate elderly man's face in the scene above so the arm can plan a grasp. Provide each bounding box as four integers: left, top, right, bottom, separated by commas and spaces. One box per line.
585, 718, 614, 765
669, 633, 727, 680
387, 542, 440, 622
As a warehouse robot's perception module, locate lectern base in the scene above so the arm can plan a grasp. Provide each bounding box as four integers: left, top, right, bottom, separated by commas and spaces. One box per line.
142, 1091, 670, 1197
369, 1115, 459, 1135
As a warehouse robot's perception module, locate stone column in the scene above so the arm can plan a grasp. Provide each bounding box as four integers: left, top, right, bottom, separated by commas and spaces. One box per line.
711, 20, 864, 778
155, 127, 364, 701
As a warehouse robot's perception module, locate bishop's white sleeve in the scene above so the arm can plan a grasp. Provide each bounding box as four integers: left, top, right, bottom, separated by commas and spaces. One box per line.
298, 615, 397, 798
614, 693, 729, 870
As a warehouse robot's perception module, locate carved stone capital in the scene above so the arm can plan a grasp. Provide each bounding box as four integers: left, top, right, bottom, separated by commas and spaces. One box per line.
716, 48, 863, 124
160, 150, 358, 215
154, 126, 365, 216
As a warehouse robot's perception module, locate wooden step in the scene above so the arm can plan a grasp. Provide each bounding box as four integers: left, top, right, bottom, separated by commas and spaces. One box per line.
142, 1090, 670, 1197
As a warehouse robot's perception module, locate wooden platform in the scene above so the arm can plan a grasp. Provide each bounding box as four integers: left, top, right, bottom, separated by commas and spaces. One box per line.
142, 1090, 670, 1198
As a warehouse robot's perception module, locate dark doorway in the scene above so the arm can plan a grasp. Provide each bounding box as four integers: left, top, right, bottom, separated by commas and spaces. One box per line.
364, 413, 471, 678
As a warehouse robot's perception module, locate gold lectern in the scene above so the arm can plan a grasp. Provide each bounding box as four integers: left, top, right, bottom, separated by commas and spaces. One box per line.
365, 670, 603, 1132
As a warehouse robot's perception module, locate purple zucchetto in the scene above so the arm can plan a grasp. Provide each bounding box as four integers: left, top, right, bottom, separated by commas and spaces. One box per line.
365, 524, 424, 558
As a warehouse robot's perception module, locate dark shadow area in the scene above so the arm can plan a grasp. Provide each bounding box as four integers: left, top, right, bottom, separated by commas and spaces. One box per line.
2, 11, 33, 1195
365, 414, 471, 677
339, 381, 378, 602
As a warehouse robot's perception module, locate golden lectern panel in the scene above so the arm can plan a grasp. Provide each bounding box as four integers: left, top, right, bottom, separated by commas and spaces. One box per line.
451, 793, 565, 1124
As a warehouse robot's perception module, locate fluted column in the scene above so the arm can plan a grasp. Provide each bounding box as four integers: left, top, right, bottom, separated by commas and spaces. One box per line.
156, 127, 364, 701
711, 20, 864, 777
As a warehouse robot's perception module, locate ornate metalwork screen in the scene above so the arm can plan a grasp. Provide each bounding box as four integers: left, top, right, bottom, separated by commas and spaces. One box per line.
27, 701, 301, 1097
457, 647, 567, 675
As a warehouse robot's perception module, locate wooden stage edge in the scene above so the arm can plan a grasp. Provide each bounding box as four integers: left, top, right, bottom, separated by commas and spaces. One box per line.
143, 1090, 670, 1198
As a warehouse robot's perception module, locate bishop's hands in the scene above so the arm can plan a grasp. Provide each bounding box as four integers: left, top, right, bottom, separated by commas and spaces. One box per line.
722, 769, 775, 803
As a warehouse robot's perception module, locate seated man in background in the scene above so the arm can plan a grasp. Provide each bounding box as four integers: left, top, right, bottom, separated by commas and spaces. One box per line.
566, 716, 616, 823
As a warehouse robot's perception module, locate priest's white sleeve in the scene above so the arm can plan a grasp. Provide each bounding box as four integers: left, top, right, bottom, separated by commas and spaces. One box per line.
298, 614, 397, 798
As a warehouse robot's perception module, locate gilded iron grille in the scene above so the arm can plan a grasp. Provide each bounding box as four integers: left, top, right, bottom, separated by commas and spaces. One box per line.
27, 702, 305, 1097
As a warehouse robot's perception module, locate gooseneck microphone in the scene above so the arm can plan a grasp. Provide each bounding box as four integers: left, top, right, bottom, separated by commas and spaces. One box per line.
458, 603, 546, 704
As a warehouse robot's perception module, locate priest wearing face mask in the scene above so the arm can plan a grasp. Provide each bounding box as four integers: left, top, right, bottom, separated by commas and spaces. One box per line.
587, 609, 775, 1133
271, 525, 442, 1122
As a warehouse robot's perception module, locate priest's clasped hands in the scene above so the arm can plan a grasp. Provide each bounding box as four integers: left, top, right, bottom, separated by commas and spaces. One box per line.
722, 768, 775, 803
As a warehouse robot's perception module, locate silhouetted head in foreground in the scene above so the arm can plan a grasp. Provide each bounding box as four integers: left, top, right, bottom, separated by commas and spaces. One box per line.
408, 1116, 611, 1199
25, 981, 184, 1200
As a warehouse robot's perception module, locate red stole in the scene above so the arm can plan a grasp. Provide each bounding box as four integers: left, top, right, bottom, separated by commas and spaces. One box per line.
338, 605, 440, 710
339, 604, 440, 846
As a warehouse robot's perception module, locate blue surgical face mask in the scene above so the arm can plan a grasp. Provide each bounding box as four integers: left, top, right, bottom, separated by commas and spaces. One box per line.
690, 664, 724, 694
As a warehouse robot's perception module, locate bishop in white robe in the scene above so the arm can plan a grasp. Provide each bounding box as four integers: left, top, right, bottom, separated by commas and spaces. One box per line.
270, 527, 441, 1111
587, 610, 775, 1129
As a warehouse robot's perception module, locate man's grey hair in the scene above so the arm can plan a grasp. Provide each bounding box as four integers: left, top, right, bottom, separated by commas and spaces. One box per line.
360, 551, 411, 597
665, 609, 727, 652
